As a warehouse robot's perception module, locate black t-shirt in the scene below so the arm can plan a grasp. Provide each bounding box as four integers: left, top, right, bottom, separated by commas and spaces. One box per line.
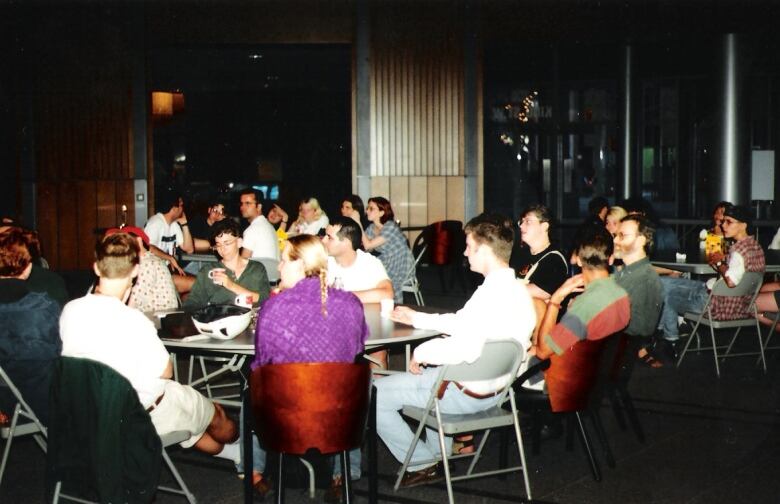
516, 244, 568, 296
188, 216, 213, 241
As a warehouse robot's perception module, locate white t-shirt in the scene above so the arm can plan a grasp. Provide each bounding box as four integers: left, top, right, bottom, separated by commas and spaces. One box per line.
242, 215, 280, 260
59, 294, 170, 408
327, 250, 390, 292
292, 214, 329, 236
144, 213, 183, 256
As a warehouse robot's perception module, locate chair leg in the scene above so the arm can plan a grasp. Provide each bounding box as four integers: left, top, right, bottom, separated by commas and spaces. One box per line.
276, 453, 285, 504
298, 458, 316, 499
0, 404, 20, 488
608, 387, 627, 431
509, 394, 532, 501
588, 409, 616, 469
756, 319, 768, 373
341, 451, 352, 504
709, 324, 721, 378
574, 411, 601, 482
433, 403, 454, 504
161, 448, 196, 504
677, 318, 704, 368
52, 480, 61, 504
617, 386, 645, 444
497, 428, 509, 479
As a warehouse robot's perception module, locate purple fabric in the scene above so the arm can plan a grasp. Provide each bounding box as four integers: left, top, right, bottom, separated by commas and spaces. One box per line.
252, 277, 369, 368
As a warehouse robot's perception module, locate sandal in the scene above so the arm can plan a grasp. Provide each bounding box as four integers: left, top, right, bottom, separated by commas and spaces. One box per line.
452, 434, 475, 455
638, 347, 664, 368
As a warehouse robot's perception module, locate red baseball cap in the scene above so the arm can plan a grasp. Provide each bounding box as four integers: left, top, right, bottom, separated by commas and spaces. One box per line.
105, 226, 150, 247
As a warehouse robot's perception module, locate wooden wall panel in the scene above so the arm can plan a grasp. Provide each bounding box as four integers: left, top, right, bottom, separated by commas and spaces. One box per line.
445, 176, 465, 223
427, 177, 447, 224
389, 176, 409, 226
96, 180, 117, 230
36, 183, 59, 267
57, 182, 79, 271
77, 181, 98, 269
116, 181, 136, 227
408, 177, 428, 227
369, 3, 464, 178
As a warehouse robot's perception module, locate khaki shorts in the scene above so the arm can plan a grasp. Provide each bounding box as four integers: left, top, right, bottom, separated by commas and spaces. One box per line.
149, 380, 215, 448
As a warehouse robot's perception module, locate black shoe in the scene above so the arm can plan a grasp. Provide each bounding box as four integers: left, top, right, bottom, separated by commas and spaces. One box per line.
399, 462, 444, 488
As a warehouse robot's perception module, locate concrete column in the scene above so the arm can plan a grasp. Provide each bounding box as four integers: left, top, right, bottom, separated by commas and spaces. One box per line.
130, 6, 149, 225
717, 33, 749, 204
355, 0, 371, 200
463, 0, 480, 219
618, 44, 634, 200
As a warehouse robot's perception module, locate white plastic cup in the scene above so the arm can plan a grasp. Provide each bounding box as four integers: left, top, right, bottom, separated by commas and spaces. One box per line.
208, 268, 226, 284
234, 295, 253, 308
380, 298, 394, 317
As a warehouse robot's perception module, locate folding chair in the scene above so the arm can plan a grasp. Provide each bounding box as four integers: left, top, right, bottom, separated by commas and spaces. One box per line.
0, 363, 48, 489
48, 357, 195, 503
676, 271, 765, 377
394, 339, 531, 504
401, 244, 427, 306
760, 310, 780, 362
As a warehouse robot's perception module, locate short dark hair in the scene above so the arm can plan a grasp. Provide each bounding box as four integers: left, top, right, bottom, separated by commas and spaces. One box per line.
240, 188, 264, 208
211, 219, 242, 243
330, 216, 362, 251
464, 213, 515, 262
621, 214, 655, 253
521, 204, 553, 225
573, 224, 613, 270
160, 192, 184, 213
368, 196, 395, 224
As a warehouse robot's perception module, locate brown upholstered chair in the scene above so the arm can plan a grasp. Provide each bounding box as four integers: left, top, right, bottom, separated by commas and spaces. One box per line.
514, 336, 616, 481
250, 363, 372, 504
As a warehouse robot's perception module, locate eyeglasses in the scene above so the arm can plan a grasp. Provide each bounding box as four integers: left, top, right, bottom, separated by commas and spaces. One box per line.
722, 219, 740, 226
517, 218, 540, 226
615, 232, 636, 240
214, 239, 238, 249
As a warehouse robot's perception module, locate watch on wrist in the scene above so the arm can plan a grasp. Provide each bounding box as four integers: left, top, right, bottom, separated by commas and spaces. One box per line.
180, 222, 188, 227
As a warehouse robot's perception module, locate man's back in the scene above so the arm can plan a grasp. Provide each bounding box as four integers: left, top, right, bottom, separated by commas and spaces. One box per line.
60, 293, 170, 407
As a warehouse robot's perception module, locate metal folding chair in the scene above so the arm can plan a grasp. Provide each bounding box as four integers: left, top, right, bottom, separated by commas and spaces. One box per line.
401, 244, 427, 306
676, 271, 765, 377
394, 339, 531, 504
0, 363, 48, 489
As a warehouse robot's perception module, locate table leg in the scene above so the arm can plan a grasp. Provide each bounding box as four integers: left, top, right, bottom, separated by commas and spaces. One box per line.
242, 369, 253, 504
368, 384, 378, 504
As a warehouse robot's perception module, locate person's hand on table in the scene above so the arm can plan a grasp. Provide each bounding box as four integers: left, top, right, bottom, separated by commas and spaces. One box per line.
409, 357, 425, 375
390, 306, 417, 325
168, 256, 185, 275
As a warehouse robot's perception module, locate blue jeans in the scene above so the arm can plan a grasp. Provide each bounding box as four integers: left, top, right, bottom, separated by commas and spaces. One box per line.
375, 367, 503, 472
331, 448, 361, 480
659, 277, 708, 341
236, 402, 266, 474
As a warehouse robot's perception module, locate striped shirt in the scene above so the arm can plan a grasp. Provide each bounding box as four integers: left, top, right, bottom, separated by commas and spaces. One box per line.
545, 277, 630, 355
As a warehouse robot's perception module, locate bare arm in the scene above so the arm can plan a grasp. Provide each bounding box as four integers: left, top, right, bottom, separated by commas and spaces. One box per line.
149, 245, 185, 275
176, 213, 195, 254
526, 282, 552, 300
352, 279, 394, 304
363, 234, 386, 251
531, 274, 586, 360
193, 238, 212, 253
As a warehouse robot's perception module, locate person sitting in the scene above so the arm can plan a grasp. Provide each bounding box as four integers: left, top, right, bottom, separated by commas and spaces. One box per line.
288, 197, 329, 237
323, 216, 394, 304
266, 203, 290, 251
239, 189, 280, 261
612, 215, 664, 365
377, 213, 536, 487
183, 220, 270, 309
605, 206, 628, 238
190, 200, 227, 252
59, 233, 239, 457
362, 197, 414, 304
248, 234, 369, 500
143, 192, 196, 295
530, 225, 630, 360
623, 197, 679, 254
514, 204, 568, 300
584, 196, 609, 227
656, 204, 765, 362
0, 228, 61, 426
0, 225, 68, 307
104, 226, 179, 313
341, 194, 368, 229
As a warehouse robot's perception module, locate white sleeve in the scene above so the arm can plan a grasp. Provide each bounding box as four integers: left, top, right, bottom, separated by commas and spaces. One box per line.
724, 250, 745, 285
770, 228, 780, 250
144, 217, 163, 247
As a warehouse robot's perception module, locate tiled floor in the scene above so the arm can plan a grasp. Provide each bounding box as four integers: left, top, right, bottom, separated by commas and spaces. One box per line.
3, 267, 780, 503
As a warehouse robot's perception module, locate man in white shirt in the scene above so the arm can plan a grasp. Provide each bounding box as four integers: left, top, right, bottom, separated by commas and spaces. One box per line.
377, 213, 536, 487
144, 193, 196, 294
59, 233, 239, 457
239, 189, 280, 261
322, 216, 393, 303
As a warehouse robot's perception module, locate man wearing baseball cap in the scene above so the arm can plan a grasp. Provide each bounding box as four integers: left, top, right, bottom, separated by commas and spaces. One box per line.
654, 204, 765, 363
105, 227, 178, 313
